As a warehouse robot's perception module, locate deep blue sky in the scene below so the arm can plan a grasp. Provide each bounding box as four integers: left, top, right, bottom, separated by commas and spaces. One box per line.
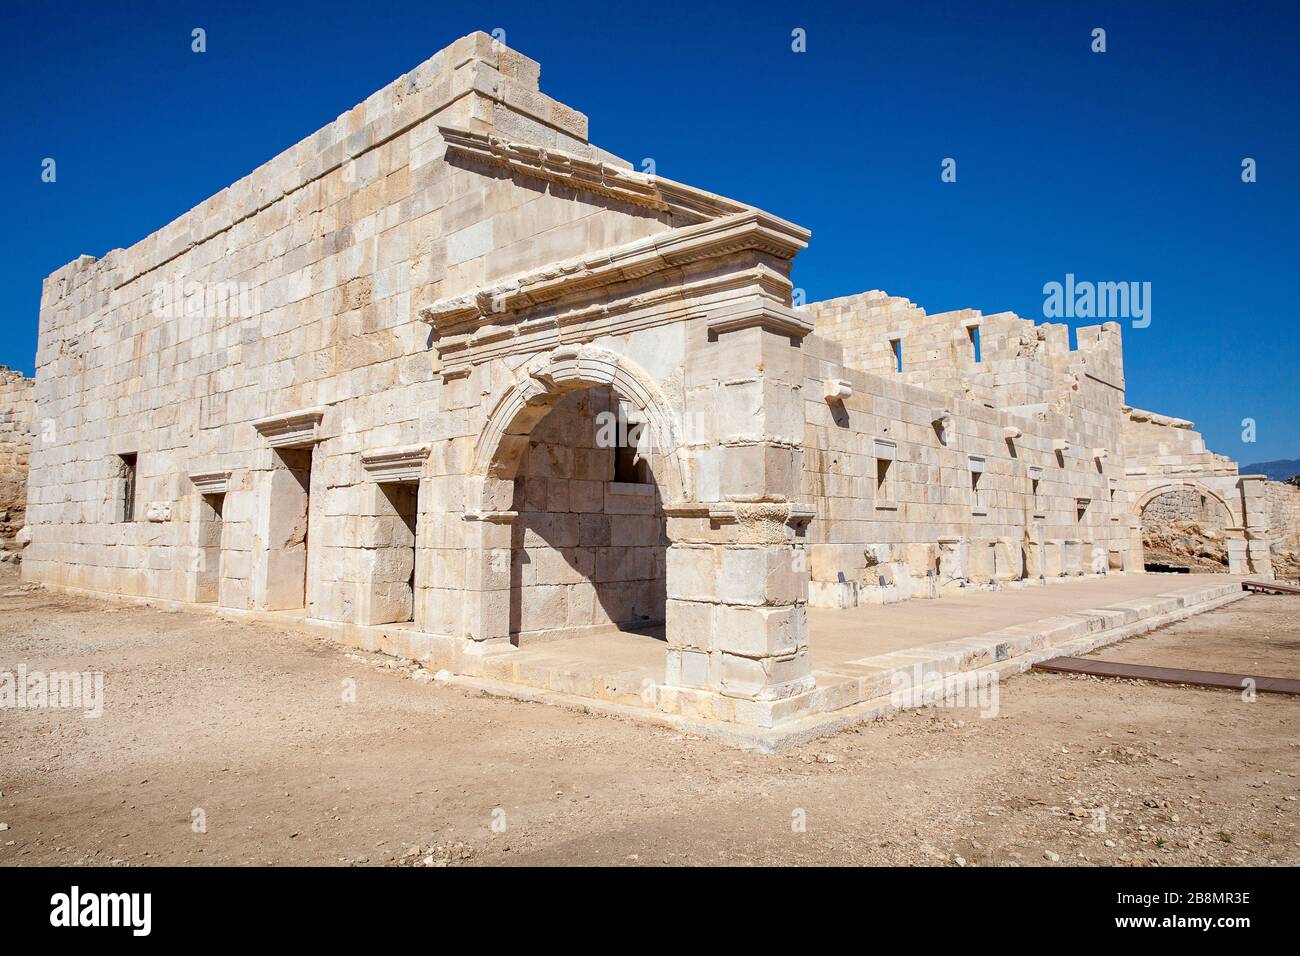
2, 1, 1296, 462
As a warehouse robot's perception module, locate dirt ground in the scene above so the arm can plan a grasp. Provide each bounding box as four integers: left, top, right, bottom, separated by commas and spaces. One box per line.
1, 568, 1297, 867
1087, 595, 1300, 679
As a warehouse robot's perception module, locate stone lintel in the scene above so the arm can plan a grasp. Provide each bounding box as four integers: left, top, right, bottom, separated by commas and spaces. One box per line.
188, 470, 231, 495
361, 444, 431, 484
662, 502, 712, 520
252, 407, 327, 448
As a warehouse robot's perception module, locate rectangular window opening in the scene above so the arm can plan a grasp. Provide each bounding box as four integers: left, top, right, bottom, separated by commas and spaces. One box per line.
873, 439, 897, 509
969, 457, 987, 514
118, 453, 138, 522
890, 338, 903, 373
968, 325, 982, 363
614, 404, 651, 484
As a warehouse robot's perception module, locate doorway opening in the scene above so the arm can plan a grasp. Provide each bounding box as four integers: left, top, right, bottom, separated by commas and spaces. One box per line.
507, 386, 668, 645
263, 447, 313, 610
195, 493, 225, 603
375, 482, 420, 625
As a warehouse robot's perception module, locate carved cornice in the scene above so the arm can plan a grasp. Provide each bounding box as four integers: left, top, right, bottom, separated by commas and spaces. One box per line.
1123, 405, 1194, 430
439, 126, 748, 222
419, 210, 810, 347
188, 470, 231, 495
429, 261, 806, 379
252, 407, 326, 448
361, 444, 431, 484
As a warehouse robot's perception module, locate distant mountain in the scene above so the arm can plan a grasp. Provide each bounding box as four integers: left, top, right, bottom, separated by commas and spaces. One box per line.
1241, 459, 1300, 481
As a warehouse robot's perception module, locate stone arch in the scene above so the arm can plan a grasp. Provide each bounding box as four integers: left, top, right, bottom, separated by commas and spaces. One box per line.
1134, 481, 1236, 527
468, 344, 691, 514
454, 336, 814, 710
457, 343, 692, 649
1132, 480, 1240, 573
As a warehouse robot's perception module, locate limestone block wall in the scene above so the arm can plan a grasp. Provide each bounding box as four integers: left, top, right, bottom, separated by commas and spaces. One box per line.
0, 367, 34, 545
803, 291, 1126, 416
1139, 487, 1230, 528
24, 33, 676, 606
798, 315, 1131, 607
1122, 407, 1238, 480
1265, 480, 1300, 550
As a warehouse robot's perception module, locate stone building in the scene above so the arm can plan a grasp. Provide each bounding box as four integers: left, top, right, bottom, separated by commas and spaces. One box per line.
0, 366, 34, 556
23, 34, 1277, 728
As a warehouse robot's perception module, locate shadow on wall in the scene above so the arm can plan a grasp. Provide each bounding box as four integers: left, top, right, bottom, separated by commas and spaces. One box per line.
508, 386, 668, 644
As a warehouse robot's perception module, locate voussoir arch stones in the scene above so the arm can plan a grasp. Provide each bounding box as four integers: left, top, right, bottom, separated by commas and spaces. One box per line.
468, 345, 692, 513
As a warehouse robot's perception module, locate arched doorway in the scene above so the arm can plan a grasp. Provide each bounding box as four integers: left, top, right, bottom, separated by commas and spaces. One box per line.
460, 345, 689, 650
507, 384, 669, 644
455, 341, 816, 709
1136, 482, 1235, 571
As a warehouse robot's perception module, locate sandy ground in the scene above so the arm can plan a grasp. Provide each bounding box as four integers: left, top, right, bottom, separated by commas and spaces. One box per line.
1, 569, 1297, 867
1086, 595, 1300, 679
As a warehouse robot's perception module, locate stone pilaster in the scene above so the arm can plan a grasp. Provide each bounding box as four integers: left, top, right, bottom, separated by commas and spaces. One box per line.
460, 510, 516, 646
1239, 475, 1274, 578
663, 315, 815, 713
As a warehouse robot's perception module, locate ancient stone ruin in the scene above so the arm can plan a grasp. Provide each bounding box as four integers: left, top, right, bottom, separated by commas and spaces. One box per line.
21, 34, 1291, 734
0, 366, 34, 561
